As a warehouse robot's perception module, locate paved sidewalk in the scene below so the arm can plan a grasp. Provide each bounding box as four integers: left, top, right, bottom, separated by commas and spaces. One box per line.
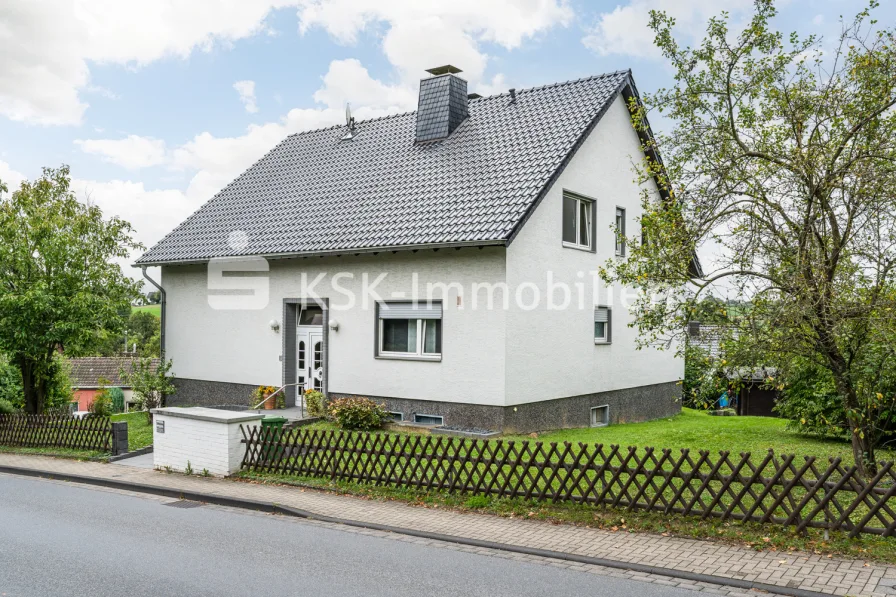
1, 453, 894, 597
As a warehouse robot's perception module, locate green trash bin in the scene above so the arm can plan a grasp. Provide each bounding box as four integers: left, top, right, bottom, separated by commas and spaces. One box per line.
260, 417, 287, 463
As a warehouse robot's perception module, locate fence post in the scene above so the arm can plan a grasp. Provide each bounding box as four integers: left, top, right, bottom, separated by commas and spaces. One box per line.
111, 421, 129, 456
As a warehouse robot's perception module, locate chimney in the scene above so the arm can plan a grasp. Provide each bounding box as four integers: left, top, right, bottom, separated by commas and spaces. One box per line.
415, 65, 469, 143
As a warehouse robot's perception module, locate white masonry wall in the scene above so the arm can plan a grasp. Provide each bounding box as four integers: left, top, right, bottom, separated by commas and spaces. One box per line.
504, 95, 683, 405
152, 407, 263, 476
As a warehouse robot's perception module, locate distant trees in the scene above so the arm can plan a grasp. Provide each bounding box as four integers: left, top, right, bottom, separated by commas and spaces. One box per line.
0, 166, 141, 413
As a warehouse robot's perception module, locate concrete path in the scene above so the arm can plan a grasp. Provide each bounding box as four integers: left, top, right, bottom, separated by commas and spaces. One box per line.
111, 451, 154, 469
1, 452, 894, 596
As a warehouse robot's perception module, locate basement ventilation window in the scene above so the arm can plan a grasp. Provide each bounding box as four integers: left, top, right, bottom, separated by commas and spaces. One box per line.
388, 411, 404, 422
413, 413, 444, 426
590, 405, 609, 428
562, 191, 594, 251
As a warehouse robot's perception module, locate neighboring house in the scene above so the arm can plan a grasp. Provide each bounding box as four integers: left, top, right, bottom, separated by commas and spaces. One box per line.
136, 66, 693, 432
686, 322, 779, 417
69, 357, 159, 412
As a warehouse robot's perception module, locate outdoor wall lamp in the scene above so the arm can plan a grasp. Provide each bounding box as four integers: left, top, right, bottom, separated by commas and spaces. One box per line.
269, 319, 280, 332
328, 319, 339, 331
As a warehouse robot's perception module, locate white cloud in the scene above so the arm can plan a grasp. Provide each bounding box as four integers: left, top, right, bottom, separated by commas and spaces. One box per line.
1, 0, 563, 125
167, 59, 409, 200
74, 178, 195, 253
75, 135, 168, 169
0, 0, 297, 125
312, 58, 416, 110
296, 1, 572, 83
233, 80, 259, 113
0, 160, 26, 192
583, 0, 753, 59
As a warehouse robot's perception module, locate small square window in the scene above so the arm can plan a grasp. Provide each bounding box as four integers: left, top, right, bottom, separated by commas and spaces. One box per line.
591, 405, 609, 427
388, 411, 404, 422
615, 207, 626, 256
562, 192, 594, 251
594, 306, 611, 343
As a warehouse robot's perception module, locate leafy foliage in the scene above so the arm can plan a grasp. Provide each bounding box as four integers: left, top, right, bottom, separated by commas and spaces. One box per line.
89, 391, 113, 417
119, 358, 175, 423
0, 399, 14, 414
327, 396, 389, 431
600, 1, 896, 476
304, 389, 326, 417
774, 361, 845, 439
682, 343, 729, 410
0, 166, 141, 412
0, 354, 23, 407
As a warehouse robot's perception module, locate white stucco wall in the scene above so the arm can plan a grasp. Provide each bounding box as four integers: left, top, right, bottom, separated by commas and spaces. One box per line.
152, 408, 262, 476
504, 95, 683, 405
163, 248, 507, 406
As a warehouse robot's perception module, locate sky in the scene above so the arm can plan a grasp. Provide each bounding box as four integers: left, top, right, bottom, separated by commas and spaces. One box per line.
1, 0, 892, 283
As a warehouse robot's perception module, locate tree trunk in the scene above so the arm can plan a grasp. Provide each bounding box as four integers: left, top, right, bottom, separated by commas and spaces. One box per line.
848, 421, 877, 478
829, 362, 877, 477
18, 357, 46, 415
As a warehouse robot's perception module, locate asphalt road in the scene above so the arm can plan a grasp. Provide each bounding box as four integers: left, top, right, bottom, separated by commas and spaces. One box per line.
0, 474, 704, 597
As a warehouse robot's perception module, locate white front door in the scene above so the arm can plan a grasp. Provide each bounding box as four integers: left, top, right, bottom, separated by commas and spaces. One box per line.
308, 330, 323, 392
297, 327, 323, 393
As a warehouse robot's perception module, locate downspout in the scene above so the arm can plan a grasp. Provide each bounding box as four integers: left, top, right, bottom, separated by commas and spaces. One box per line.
141, 266, 166, 361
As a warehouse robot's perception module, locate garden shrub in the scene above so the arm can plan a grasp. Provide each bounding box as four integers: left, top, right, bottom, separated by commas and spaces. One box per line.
304, 389, 326, 417
89, 390, 113, 417
107, 386, 125, 413
0, 399, 15, 414
327, 396, 389, 431
774, 362, 846, 439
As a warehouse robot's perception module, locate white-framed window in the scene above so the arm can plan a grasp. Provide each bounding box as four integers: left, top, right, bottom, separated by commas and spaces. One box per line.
377, 302, 442, 360
562, 192, 594, 251
615, 207, 626, 256
594, 306, 611, 344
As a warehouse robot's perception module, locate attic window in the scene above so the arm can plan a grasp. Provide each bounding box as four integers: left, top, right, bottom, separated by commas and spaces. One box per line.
562, 192, 594, 251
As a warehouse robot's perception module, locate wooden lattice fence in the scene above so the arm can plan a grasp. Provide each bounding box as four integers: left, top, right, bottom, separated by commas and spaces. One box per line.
241, 426, 896, 537
0, 413, 113, 452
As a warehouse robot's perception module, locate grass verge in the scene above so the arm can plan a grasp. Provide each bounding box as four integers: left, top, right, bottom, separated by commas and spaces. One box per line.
0, 445, 106, 460
111, 412, 153, 451
236, 469, 896, 565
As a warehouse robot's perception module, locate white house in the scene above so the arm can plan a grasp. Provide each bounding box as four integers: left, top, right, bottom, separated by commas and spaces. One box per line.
136, 66, 693, 432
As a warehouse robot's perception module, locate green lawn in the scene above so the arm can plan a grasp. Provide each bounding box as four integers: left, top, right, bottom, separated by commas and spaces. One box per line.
111, 412, 153, 451
131, 304, 161, 317
507, 408, 880, 462
307, 408, 873, 462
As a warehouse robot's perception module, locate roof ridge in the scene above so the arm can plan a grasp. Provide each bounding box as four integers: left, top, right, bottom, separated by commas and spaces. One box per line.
286, 69, 633, 136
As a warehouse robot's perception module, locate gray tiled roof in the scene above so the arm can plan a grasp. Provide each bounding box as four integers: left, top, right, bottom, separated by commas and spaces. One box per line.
69, 357, 160, 388
137, 70, 632, 265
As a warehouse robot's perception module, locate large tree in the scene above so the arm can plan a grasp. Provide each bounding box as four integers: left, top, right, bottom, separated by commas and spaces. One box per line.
603, 1, 896, 476
0, 166, 142, 413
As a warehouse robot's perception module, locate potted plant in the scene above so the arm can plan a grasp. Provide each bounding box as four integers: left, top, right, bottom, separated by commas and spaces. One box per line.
253, 385, 278, 410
